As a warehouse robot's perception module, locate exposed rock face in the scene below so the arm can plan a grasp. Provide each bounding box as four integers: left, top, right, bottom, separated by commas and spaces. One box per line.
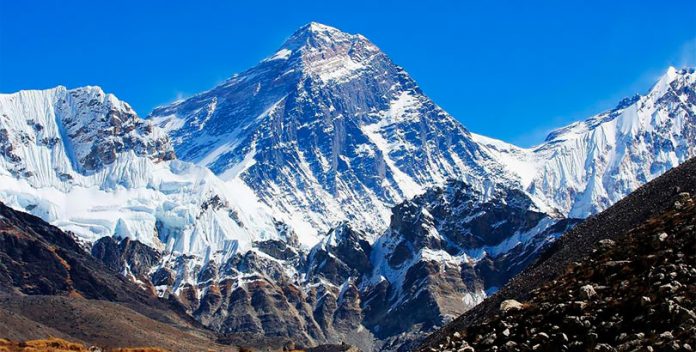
89, 230, 377, 350
306, 224, 373, 285
419, 157, 696, 352
58, 87, 175, 174
91, 236, 162, 283
364, 181, 577, 341
0, 201, 139, 300
0, 86, 173, 179
149, 22, 509, 239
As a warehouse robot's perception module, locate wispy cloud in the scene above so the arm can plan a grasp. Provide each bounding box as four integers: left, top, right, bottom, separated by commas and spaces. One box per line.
673, 37, 696, 67
175, 91, 188, 102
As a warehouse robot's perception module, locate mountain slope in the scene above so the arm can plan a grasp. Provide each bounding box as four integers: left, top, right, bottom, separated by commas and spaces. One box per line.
149, 22, 511, 240
0, 86, 284, 258
0, 201, 239, 351
476, 67, 696, 218
362, 182, 577, 348
419, 156, 696, 351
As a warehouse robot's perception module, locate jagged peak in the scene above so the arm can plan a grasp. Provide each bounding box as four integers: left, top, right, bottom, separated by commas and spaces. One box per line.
614, 94, 641, 110
289, 21, 346, 40
279, 21, 367, 52
254, 22, 383, 84
301, 21, 342, 34
0, 85, 136, 114
659, 66, 695, 82
542, 66, 696, 143
650, 66, 695, 97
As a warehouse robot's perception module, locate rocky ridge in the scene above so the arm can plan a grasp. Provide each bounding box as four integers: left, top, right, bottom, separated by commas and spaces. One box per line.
419, 157, 696, 351
477, 67, 696, 218
0, 201, 240, 351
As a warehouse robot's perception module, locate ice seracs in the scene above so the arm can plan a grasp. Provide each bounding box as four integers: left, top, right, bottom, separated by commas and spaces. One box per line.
0, 86, 282, 257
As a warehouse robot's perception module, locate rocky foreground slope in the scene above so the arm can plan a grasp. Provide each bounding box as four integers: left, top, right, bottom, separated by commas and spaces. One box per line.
418, 157, 696, 351
0, 201, 290, 351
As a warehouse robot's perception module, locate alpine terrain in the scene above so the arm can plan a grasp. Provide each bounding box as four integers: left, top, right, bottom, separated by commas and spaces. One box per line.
0, 21, 694, 351
419, 156, 696, 352
148, 22, 514, 241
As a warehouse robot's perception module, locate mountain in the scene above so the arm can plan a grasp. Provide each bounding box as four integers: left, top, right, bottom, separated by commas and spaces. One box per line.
418, 156, 696, 351
145, 22, 696, 348
0, 201, 239, 351
149, 22, 511, 240
0, 85, 288, 259
476, 67, 696, 218
1, 21, 695, 352
362, 182, 577, 342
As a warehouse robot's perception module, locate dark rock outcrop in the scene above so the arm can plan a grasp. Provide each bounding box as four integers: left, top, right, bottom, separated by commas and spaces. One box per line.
419, 157, 696, 351
364, 181, 577, 341
0, 203, 228, 350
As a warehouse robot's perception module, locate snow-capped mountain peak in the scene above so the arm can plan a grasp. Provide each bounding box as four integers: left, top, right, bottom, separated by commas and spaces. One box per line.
149, 22, 508, 240
266, 21, 381, 85
0, 86, 174, 187
279, 22, 370, 51
283, 21, 349, 46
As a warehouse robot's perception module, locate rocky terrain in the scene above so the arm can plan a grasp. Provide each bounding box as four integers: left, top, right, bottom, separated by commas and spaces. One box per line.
86, 181, 575, 351
0, 201, 264, 351
419, 157, 696, 351
362, 182, 578, 340
0, 337, 168, 352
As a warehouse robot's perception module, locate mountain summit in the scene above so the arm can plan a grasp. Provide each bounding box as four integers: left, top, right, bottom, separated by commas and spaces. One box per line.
150, 22, 507, 241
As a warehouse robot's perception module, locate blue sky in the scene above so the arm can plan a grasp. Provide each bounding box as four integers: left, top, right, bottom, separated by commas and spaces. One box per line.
1, 1, 694, 146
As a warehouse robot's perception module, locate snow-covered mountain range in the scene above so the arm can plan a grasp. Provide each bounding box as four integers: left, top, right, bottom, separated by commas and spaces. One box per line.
476, 66, 696, 218
1, 22, 694, 351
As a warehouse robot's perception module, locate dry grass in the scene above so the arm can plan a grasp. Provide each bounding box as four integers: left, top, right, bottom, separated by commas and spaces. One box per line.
0, 338, 171, 352
0, 337, 89, 351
